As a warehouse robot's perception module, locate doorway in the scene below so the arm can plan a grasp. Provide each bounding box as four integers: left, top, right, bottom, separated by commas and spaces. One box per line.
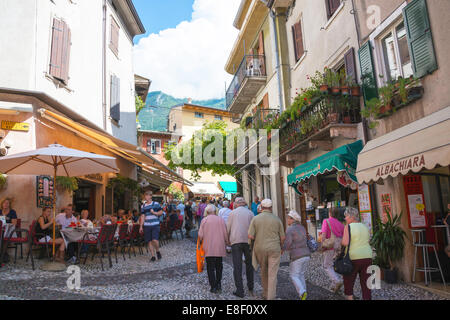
73, 180, 96, 220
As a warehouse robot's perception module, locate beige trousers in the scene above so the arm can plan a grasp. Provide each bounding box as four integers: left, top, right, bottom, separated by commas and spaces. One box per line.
255, 250, 281, 300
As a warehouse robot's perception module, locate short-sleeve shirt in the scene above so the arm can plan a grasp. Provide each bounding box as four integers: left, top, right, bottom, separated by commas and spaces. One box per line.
177, 203, 185, 216
0, 209, 17, 224
248, 211, 285, 253
56, 213, 77, 229
141, 201, 162, 227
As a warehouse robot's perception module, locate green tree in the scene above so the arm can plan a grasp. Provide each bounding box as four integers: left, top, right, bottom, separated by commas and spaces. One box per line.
135, 95, 145, 116
167, 184, 184, 202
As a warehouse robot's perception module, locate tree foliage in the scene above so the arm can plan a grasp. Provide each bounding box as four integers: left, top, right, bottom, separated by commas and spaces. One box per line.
164, 121, 239, 181
167, 184, 184, 202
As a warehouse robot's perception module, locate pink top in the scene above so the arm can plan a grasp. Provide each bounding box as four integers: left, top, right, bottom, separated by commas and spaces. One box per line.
198, 215, 229, 257
321, 217, 344, 239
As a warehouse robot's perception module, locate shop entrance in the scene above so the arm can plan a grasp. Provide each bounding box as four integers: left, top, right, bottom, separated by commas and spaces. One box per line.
73, 180, 96, 220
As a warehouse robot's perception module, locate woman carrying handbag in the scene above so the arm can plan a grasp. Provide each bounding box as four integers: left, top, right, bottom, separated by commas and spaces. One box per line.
340, 207, 373, 300
320, 207, 344, 293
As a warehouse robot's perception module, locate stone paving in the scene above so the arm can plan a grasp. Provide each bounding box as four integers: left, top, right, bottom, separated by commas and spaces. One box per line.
0, 232, 448, 300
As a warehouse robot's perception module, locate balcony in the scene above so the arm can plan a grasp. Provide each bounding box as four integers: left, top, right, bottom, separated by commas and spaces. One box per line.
279, 95, 361, 158
226, 55, 267, 114
243, 108, 280, 129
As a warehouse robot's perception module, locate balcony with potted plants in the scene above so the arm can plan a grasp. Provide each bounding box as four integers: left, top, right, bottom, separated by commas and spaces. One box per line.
362, 76, 424, 128
226, 54, 267, 114
263, 68, 362, 159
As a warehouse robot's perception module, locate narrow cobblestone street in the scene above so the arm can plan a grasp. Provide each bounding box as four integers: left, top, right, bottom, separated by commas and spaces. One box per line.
0, 231, 447, 300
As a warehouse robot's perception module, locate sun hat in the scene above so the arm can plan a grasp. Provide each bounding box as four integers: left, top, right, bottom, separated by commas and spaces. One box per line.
287, 210, 301, 222
261, 199, 273, 208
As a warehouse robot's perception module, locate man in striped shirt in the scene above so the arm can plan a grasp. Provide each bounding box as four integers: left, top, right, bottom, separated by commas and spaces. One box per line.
139, 191, 164, 262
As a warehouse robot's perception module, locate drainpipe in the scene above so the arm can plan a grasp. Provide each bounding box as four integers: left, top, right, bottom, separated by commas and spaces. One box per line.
270, 8, 285, 112
102, 0, 107, 130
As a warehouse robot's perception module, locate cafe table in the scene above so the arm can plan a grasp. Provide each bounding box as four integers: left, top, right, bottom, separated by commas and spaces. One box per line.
60, 227, 100, 247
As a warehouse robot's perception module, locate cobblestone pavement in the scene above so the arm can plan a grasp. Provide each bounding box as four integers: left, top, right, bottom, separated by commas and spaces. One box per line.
0, 231, 447, 300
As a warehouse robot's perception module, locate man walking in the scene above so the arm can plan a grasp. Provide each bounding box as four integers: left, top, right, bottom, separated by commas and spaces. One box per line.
140, 191, 164, 262
251, 196, 261, 216
218, 201, 232, 253
227, 197, 254, 298
248, 199, 285, 300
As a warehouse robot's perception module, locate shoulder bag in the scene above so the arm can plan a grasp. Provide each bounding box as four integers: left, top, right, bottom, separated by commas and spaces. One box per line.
196, 238, 205, 273
322, 219, 336, 249
333, 224, 353, 275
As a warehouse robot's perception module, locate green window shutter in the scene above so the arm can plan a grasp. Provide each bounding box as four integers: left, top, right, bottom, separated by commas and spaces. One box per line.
403, 0, 437, 78
358, 41, 378, 104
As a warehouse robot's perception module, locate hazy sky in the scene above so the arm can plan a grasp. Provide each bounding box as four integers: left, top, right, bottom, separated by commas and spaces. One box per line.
133, 0, 241, 100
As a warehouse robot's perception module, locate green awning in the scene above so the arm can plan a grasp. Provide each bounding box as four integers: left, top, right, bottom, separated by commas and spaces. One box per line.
219, 181, 237, 194
288, 140, 363, 194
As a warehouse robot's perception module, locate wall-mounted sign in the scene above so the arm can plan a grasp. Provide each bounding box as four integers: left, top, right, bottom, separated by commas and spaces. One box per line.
403, 175, 427, 229
358, 184, 373, 235
375, 154, 425, 179
83, 174, 103, 183
37, 176, 54, 208
1, 120, 30, 132
381, 193, 392, 223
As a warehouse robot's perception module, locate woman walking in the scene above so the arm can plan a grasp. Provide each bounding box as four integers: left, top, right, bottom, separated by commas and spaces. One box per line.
320, 207, 345, 293
341, 207, 373, 300
198, 204, 229, 294
282, 210, 310, 300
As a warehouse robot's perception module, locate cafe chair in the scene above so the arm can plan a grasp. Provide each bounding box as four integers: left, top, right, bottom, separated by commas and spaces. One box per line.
77, 224, 115, 271
28, 220, 56, 262
411, 229, 446, 286
115, 223, 130, 261
8, 219, 24, 261
127, 224, 142, 257
2, 222, 33, 269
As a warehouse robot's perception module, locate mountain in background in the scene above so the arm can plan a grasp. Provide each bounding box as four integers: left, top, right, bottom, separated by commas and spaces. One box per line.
138, 91, 226, 132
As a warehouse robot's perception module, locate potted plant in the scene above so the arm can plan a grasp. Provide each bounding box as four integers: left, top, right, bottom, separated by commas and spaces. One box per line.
331, 70, 341, 95
379, 82, 395, 114
340, 71, 350, 96
370, 212, 407, 284
349, 79, 361, 96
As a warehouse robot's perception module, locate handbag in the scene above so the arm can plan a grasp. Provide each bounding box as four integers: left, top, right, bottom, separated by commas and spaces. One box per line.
322, 219, 336, 249
306, 234, 319, 253
334, 225, 353, 275
196, 238, 205, 273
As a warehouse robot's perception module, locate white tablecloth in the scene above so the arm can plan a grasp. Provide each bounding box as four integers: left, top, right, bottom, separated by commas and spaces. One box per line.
60, 227, 99, 247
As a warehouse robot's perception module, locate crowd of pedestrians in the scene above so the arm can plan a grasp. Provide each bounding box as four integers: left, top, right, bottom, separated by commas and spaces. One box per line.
195, 195, 373, 300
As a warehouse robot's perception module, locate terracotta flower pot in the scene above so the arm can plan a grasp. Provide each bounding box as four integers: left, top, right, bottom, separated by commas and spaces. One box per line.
350, 86, 361, 96
331, 87, 341, 95
343, 116, 352, 124
320, 84, 329, 93
341, 86, 350, 96
328, 112, 338, 123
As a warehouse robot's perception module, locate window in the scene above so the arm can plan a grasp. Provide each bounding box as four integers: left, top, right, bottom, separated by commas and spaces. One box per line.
147, 139, 161, 154
214, 115, 223, 121
195, 112, 204, 119
110, 17, 119, 56
292, 20, 304, 62
110, 75, 120, 122
325, 0, 341, 20
49, 18, 71, 84
380, 21, 413, 83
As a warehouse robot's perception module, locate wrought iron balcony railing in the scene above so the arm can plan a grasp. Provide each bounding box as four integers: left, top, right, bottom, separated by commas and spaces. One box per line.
226, 55, 267, 110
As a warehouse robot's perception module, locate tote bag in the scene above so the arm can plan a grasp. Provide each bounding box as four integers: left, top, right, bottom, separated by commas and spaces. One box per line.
334, 225, 353, 275
196, 238, 205, 273
322, 219, 336, 249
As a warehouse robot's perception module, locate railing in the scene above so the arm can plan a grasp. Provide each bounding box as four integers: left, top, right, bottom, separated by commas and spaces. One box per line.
249, 108, 280, 129
280, 95, 361, 153
226, 55, 267, 109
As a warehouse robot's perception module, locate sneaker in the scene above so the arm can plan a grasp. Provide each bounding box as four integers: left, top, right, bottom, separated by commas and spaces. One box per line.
150, 256, 156, 262
156, 252, 162, 260
301, 292, 307, 300
233, 291, 244, 298
333, 282, 343, 294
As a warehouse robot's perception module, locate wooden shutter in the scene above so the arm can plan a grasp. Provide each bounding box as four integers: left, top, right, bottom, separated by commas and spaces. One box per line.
110, 17, 119, 56
110, 75, 120, 122
326, 0, 341, 19
344, 47, 357, 83
403, 0, 437, 78
292, 22, 304, 62
50, 19, 71, 84
358, 41, 378, 104
155, 140, 161, 154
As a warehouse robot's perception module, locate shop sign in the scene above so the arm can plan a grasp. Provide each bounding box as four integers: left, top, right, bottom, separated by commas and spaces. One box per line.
37, 176, 54, 208
1, 120, 30, 132
83, 174, 103, 183
375, 154, 425, 179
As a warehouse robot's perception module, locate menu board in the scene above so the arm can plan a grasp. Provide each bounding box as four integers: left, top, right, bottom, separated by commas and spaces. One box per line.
358, 184, 373, 235
381, 193, 392, 223
403, 175, 427, 229
36, 176, 54, 208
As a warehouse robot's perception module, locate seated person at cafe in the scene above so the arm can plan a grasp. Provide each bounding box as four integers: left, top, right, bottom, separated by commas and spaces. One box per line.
36, 207, 66, 262
132, 209, 140, 223
0, 197, 18, 226
80, 210, 93, 228
99, 215, 113, 226
117, 209, 126, 221
56, 204, 78, 263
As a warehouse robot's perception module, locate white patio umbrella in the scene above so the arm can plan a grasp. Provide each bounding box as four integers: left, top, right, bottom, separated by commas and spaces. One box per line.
0, 144, 119, 271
